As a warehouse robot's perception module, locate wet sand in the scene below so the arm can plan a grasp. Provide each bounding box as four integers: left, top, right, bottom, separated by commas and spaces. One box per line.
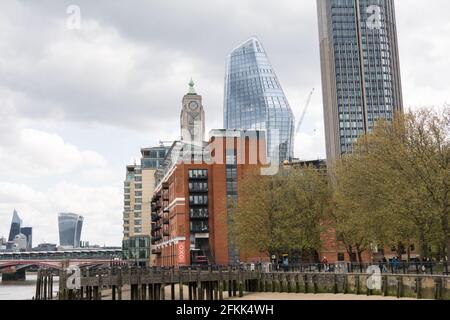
101, 285, 416, 300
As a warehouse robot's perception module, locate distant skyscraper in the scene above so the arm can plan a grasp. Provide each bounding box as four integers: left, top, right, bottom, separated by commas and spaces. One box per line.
317, 0, 403, 160
224, 37, 295, 162
20, 227, 32, 251
8, 209, 22, 242
58, 213, 83, 247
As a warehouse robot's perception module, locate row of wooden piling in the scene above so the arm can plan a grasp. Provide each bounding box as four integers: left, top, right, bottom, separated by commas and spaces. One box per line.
53, 267, 450, 300
34, 269, 54, 300
121, 278, 258, 301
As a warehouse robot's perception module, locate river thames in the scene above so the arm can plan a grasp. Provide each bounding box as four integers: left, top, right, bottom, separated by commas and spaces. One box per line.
0, 273, 58, 300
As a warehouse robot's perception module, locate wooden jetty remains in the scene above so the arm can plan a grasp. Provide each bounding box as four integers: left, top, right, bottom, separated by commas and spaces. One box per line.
35, 266, 450, 300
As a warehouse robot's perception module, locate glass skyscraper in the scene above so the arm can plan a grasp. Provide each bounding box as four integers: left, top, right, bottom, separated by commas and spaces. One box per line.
224, 37, 295, 162
8, 209, 22, 242
317, 0, 403, 160
58, 213, 83, 247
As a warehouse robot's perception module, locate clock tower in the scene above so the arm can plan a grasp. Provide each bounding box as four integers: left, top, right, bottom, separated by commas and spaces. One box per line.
180, 79, 205, 144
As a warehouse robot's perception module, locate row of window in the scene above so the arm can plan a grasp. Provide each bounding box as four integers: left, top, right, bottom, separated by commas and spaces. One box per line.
189, 169, 208, 179
190, 208, 209, 219
189, 195, 208, 205
189, 182, 208, 192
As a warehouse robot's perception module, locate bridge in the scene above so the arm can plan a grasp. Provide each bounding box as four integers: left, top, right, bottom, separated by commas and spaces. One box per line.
0, 248, 122, 261
0, 249, 123, 280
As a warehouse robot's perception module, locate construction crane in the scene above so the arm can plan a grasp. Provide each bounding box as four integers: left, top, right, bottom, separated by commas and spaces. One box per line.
295, 88, 315, 136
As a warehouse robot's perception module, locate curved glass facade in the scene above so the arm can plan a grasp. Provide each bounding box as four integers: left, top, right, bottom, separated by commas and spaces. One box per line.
58, 213, 83, 247
224, 37, 295, 162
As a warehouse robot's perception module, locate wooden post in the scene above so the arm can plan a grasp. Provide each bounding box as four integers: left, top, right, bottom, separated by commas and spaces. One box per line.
188, 283, 193, 301
98, 274, 103, 300
382, 275, 388, 296
193, 282, 198, 300
142, 284, 147, 300
333, 274, 338, 294
218, 269, 224, 300
197, 281, 202, 300
179, 272, 184, 301
117, 268, 123, 301
148, 284, 153, 300
355, 274, 361, 295
214, 281, 219, 300
43, 272, 47, 300
434, 277, 443, 300
50, 273, 54, 300
218, 280, 224, 300
415, 277, 422, 299
160, 284, 165, 300
396, 276, 403, 298
35, 270, 40, 300
238, 271, 244, 298
304, 274, 309, 294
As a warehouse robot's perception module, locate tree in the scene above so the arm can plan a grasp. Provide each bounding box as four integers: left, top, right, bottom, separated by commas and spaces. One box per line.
230, 166, 331, 262
333, 106, 449, 260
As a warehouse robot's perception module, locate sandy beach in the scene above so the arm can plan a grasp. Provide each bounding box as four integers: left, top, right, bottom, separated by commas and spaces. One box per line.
101, 284, 415, 300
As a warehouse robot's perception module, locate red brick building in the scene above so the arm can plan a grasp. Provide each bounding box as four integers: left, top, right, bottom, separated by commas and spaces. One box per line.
151, 130, 266, 267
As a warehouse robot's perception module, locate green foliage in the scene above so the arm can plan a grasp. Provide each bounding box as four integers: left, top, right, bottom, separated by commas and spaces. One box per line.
230, 166, 331, 258
333, 106, 449, 260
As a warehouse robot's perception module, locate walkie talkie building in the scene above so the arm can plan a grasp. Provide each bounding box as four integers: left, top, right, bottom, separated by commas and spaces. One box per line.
58, 213, 83, 247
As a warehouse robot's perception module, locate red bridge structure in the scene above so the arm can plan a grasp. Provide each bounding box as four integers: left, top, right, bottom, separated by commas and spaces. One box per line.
0, 249, 123, 281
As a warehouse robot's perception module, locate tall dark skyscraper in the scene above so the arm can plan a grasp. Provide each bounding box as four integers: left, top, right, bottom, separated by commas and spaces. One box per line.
20, 227, 33, 251
58, 213, 84, 247
317, 0, 403, 161
8, 209, 22, 242
224, 37, 295, 162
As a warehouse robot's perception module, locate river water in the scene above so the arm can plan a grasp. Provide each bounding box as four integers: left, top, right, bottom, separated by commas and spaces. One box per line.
0, 273, 59, 300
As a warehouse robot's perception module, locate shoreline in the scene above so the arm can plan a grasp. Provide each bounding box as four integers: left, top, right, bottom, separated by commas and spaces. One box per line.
100, 284, 416, 300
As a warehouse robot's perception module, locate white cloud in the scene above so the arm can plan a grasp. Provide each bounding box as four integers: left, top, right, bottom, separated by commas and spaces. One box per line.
0, 181, 122, 246
0, 127, 107, 178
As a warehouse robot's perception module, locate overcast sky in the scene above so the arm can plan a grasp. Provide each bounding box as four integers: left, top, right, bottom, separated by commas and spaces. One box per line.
0, 0, 449, 247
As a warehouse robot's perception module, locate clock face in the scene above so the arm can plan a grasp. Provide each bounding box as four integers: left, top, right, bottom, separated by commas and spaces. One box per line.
188, 101, 199, 111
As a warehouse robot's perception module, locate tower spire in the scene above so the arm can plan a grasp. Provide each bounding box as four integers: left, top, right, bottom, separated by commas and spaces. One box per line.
188, 78, 196, 95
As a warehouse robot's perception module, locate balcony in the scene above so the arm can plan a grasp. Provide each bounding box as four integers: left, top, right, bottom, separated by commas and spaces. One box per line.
163, 230, 170, 237
190, 223, 209, 233
190, 214, 209, 220
152, 248, 162, 255
151, 235, 162, 244
163, 218, 169, 224
153, 224, 162, 231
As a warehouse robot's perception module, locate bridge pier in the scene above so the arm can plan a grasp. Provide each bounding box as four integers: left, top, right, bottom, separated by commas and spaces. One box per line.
1, 269, 26, 281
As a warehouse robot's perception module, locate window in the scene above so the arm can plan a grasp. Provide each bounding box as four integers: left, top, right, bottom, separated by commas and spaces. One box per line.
189, 169, 208, 179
